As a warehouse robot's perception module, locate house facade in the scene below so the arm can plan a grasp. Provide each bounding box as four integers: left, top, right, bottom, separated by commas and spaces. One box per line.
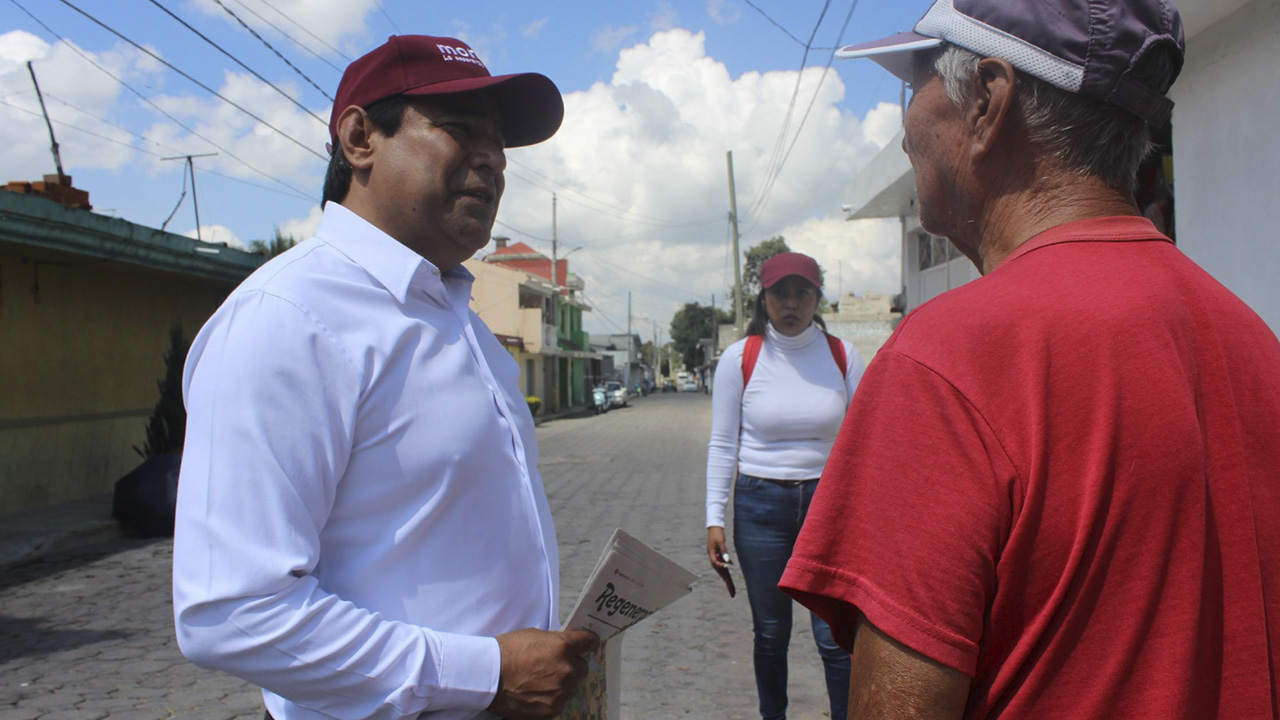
480, 238, 599, 412
841, 0, 1280, 336
0, 184, 264, 513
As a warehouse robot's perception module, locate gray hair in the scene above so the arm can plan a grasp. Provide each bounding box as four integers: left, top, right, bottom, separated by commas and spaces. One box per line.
931, 44, 1154, 194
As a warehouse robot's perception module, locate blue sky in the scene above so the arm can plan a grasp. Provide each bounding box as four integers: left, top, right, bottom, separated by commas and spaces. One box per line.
1, 0, 932, 337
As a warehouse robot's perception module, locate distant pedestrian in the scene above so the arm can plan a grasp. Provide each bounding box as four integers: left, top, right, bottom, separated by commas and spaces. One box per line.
705, 252, 865, 720
173, 35, 597, 720
781, 1, 1280, 718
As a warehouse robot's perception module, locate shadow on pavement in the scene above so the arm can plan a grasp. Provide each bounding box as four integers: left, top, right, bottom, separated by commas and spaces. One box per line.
0, 614, 130, 665
0, 537, 165, 593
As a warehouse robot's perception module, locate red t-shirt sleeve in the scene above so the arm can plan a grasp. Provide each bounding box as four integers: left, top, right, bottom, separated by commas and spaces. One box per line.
781, 348, 1016, 676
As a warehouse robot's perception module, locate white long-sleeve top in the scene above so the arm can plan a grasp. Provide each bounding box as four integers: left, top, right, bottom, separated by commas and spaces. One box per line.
705, 323, 865, 527
173, 203, 558, 720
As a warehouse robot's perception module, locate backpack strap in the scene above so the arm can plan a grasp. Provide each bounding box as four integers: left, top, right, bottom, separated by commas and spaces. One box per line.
825, 332, 848, 379
741, 332, 847, 388
741, 334, 763, 387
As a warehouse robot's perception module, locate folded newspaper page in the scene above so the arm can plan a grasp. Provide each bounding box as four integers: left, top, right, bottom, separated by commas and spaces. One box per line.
562, 527, 698, 641
560, 529, 698, 720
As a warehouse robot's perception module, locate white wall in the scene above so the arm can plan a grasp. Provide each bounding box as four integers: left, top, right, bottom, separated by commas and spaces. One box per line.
1172, 0, 1280, 333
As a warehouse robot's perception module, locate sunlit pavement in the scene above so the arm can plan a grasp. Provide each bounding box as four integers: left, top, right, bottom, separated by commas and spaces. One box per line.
1, 391, 835, 719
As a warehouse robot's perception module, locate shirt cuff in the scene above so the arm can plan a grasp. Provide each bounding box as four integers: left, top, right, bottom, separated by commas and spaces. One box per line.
428, 632, 501, 711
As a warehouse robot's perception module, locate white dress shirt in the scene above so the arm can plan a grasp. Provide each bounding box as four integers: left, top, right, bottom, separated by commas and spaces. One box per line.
173, 202, 558, 720
705, 323, 865, 527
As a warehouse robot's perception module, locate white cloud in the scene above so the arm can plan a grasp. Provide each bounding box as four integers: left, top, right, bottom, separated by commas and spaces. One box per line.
591, 25, 639, 55
140, 70, 329, 187
192, 0, 379, 56
492, 28, 901, 338
277, 204, 324, 241
184, 223, 244, 249
521, 17, 551, 38
649, 3, 679, 31
0, 34, 159, 181
706, 0, 742, 24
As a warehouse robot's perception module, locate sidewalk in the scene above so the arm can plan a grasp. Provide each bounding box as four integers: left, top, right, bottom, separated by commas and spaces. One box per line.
0, 405, 596, 570
0, 492, 125, 568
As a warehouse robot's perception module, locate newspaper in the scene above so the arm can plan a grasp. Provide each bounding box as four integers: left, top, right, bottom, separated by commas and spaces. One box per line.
559, 529, 698, 720
561, 528, 699, 641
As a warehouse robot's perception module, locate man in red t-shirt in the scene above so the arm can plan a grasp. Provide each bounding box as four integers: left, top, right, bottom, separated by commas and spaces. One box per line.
780, 1, 1280, 719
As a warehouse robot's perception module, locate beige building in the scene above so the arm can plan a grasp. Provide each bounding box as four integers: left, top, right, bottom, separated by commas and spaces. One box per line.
825, 291, 902, 362
464, 257, 559, 406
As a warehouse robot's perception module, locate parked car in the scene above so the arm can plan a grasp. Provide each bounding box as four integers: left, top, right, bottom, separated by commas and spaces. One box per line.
605, 380, 627, 408
681, 378, 698, 392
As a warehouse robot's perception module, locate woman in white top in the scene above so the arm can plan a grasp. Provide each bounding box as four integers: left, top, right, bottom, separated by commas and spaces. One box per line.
705, 252, 865, 720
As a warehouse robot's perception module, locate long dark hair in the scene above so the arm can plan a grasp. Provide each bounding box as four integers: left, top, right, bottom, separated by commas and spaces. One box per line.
744, 288, 825, 337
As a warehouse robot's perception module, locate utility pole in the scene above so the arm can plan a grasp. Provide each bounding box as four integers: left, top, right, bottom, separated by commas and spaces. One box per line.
27, 62, 65, 179
626, 291, 633, 392
550, 193, 560, 410
162, 153, 217, 242
726, 151, 743, 333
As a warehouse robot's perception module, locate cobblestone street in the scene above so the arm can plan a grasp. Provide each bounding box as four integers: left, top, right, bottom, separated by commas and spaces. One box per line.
1, 392, 834, 719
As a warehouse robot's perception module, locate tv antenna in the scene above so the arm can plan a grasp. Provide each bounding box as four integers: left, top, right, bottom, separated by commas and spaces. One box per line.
161, 153, 217, 242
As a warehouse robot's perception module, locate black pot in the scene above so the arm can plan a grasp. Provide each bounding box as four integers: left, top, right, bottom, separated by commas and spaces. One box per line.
112, 453, 181, 537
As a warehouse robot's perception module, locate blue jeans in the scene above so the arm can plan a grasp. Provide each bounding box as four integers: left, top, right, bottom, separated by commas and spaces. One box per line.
734, 473, 850, 720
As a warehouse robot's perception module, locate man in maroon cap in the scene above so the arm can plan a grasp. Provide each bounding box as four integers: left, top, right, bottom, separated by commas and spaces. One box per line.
779, 0, 1280, 718
174, 36, 596, 720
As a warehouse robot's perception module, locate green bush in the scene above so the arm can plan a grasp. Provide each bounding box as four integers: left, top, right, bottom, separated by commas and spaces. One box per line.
134, 321, 190, 458
526, 396, 543, 416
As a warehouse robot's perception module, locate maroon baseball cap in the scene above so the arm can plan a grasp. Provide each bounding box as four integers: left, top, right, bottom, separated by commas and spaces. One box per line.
328, 35, 564, 149
761, 253, 822, 289
836, 0, 1184, 126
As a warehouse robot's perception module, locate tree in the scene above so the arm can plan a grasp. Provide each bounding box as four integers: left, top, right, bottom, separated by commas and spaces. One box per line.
670, 302, 731, 369
249, 228, 298, 258
743, 236, 792, 299
729, 236, 793, 319
134, 322, 190, 458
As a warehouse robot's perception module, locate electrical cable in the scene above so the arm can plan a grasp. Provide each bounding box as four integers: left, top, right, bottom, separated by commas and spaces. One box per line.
225, 0, 345, 73
145, 0, 328, 124
4, 94, 317, 203
5, 0, 318, 199
254, 0, 352, 62
506, 159, 722, 228
55, 0, 327, 161
747, 0, 859, 231
743, 0, 832, 228
212, 0, 333, 102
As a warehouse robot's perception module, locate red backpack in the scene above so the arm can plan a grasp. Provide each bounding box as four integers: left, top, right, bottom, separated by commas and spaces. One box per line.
741, 333, 848, 387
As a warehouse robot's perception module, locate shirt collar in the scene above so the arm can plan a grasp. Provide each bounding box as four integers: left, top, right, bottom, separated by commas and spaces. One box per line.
1003, 215, 1171, 268
313, 203, 476, 303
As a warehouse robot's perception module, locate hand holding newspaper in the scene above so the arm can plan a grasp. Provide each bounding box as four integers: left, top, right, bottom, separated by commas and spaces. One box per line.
559, 529, 697, 720
561, 528, 698, 641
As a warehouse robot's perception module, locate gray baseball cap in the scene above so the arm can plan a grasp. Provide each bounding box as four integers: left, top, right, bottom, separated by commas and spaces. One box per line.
837, 0, 1185, 126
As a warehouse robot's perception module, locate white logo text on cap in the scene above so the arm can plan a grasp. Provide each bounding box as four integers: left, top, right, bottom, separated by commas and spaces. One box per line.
438, 45, 486, 68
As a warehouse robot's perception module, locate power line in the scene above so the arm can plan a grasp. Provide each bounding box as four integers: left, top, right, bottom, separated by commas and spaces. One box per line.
254, 0, 353, 62
145, 0, 327, 125
748, 0, 860, 229
212, 0, 333, 102
371, 0, 402, 34
506, 159, 722, 228
744, 0, 833, 226
741, 0, 842, 50
6, 0, 317, 200
7, 95, 316, 203
224, 0, 345, 73
55, 0, 327, 161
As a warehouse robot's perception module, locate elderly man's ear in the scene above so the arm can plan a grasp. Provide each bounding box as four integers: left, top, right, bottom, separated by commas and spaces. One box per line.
968, 57, 1018, 163
335, 105, 376, 171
